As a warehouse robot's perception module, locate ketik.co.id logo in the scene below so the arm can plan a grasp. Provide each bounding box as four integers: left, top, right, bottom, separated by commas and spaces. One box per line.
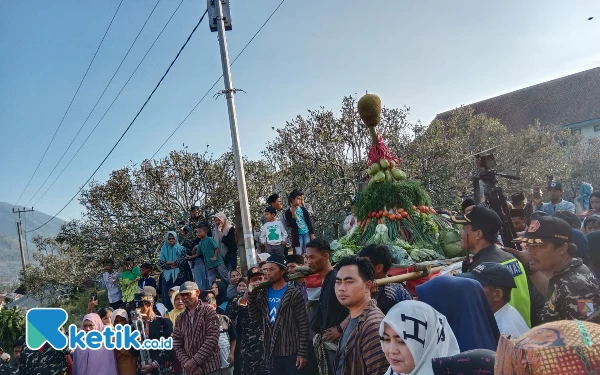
26, 308, 172, 350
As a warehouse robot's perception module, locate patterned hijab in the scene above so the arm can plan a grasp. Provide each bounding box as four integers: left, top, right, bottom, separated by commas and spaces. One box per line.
495, 320, 600, 374
432, 349, 495, 374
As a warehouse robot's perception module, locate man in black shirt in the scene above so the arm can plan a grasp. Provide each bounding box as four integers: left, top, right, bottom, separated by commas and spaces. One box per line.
305, 239, 349, 375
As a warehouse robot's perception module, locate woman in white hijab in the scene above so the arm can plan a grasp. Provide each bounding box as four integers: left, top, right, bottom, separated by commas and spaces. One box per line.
379, 300, 460, 375
213, 212, 237, 271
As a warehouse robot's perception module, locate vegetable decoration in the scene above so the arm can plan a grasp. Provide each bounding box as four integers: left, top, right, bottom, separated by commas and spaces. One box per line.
328, 93, 465, 266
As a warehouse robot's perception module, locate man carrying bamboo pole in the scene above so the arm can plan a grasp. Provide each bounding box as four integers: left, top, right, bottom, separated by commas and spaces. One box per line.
358, 244, 413, 314
306, 239, 349, 375
333, 256, 388, 375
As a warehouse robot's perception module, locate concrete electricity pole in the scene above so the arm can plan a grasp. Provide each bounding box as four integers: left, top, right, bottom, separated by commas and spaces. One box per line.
12, 207, 34, 272
208, 0, 256, 272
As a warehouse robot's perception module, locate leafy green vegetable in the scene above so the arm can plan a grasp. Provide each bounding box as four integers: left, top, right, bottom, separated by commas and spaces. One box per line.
409, 248, 443, 262
332, 248, 356, 264
355, 181, 432, 221
439, 228, 465, 258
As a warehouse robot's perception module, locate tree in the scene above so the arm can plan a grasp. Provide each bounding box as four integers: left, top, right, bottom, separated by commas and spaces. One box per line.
262, 95, 412, 238
401, 107, 574, 208
0, 307, 25, 352
22, 149, 276, 296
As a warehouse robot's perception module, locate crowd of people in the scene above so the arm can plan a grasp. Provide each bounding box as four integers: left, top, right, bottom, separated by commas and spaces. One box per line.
3, 183, 600, 375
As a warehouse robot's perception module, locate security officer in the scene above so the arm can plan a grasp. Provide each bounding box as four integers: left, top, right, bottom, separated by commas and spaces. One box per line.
513, 216, 600, 324
452, 206, 531, 327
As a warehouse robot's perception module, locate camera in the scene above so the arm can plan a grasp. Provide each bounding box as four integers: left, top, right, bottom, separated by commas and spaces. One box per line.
89, 292, 97, 301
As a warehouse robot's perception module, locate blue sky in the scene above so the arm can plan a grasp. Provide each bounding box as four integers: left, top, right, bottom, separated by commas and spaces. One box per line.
1, 0, 599, 226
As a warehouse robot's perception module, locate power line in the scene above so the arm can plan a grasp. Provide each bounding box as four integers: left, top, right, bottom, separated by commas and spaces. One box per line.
150, 0, 287, 159
15, 0, 124, 206
27, 9, 209, 233
31, 0, 185, 208
24, 0, 163, 207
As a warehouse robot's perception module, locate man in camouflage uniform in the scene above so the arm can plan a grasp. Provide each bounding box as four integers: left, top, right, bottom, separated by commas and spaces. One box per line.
17, 342, 70, 375
513, 216, 600, 324
226, 267, 269, 375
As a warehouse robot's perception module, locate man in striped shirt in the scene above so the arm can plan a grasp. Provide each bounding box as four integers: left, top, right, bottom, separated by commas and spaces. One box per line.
172, 281, 222, 375
334, 255, 388, 375
249, 254, 309, 375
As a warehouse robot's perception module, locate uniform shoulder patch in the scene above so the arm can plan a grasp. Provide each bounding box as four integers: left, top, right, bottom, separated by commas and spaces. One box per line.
577, 299, 595, 318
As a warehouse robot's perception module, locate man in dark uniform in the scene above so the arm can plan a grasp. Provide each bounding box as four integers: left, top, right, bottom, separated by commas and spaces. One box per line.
17, 341, 70, 375
452, 206, 532, 327
227, 267, 269, 375
513, 216, 600, 324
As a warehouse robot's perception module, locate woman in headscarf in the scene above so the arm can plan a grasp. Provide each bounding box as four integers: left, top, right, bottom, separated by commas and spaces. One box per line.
431, 349, 495, 375
213, 212, 237, 271
73, 313, 118, 375
416, 275, 501, 351
112, 309, 136, 375
495, 320, 600, 374
379, 300, 460, 375
158, 231, 187, 310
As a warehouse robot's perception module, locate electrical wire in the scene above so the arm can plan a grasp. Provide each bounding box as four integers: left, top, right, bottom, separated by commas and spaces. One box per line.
23, 0, 163, 208
150, 0, 287, 159
27, 9, 209, 233
31, 0, 185, 208
14, 0, 125, 206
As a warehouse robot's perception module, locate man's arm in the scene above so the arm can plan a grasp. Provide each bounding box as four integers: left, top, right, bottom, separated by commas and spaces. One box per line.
172, 318, 191, 365
192, 308, 221, 366
566, 201, 576, 214
293, 291, 309, 359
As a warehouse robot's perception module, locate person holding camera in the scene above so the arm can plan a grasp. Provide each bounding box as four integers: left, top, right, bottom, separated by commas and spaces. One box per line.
131, 292, 174, 375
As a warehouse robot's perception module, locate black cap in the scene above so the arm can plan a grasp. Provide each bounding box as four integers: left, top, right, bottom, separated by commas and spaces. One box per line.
530, 211, 549, 221
247, 266, 264, 279
457, 262, 517, 288
266, 254, 287, 269
451, 206, 502, 233
547, 181, 563, 190
286, 254, 304, 265
510, 209, 525, 218
513, 216, 573, 244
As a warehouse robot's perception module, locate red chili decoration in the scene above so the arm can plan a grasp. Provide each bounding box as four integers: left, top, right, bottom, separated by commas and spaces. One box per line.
367, 134, 402, 167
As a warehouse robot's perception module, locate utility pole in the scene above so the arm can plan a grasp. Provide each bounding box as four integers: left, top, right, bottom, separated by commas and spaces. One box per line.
208, 0, 256, 271
12, 207, 34, 272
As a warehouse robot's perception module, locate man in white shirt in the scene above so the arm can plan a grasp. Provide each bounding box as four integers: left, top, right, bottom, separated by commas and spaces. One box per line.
458, 262, 529, 338
343, 200, 358, 235
102, 259, 123, 309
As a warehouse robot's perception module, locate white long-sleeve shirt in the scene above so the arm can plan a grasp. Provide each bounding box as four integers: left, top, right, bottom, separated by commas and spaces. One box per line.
260, 220, 288, 245
343, 214, 357, 234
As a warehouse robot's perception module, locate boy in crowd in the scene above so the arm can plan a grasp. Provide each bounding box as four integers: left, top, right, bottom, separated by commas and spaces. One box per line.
138, 263, 157, 289
261, 206, 288, 256
196, 226, 230, 285
285, 190, 315, 255
102, 259, 123, 309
